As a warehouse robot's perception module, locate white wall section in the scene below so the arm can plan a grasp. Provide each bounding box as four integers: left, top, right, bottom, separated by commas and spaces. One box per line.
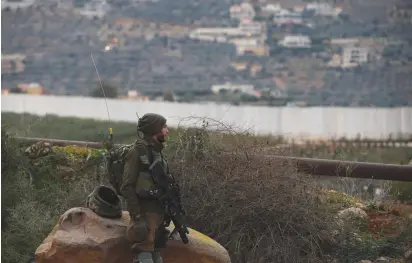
2, 94, 412, 139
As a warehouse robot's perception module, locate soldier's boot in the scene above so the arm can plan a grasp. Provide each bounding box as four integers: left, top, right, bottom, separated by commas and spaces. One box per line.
152, 250, 163, 263
133, 252, 154, 263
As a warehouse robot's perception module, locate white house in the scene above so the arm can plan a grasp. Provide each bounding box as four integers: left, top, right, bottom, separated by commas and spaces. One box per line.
261, 3, 282, 14
273, 9, 303, 25
211, 82, 255, 94
79, 0, 110, 19
305, 2, 341, 16
230, 37, 268, 56
238, 19, 266, 36
279, 35, 311, 48
230, 2, 256, 20
342, 47, 369, 68
330, 38, 360, 46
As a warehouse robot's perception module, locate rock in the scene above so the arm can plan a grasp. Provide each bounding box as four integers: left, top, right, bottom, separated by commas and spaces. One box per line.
376, 257, 391, 262
25, 142, 52, 159
359, 260, 372, 263
355, 202, 367, 210
337, 207, 368, 221
405, 249, 412, 260
35, 207, 231, 263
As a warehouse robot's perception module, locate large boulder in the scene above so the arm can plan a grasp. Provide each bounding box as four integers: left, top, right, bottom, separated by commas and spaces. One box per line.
35, 207, 231, 263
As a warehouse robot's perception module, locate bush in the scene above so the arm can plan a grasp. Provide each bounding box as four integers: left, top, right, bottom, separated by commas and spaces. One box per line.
390, 182, 412, 203
1, 128, 106, 263
166, 121, 339, 262
2, 117, 412, 263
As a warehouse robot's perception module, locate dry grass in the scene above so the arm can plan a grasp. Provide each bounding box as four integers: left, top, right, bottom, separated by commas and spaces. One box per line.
166, 119, 339, 262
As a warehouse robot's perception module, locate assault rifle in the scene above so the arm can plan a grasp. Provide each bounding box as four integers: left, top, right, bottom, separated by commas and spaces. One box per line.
148, 161, 190, 244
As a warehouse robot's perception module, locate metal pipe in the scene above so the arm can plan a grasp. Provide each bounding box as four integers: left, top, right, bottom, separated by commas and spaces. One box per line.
268, 155, 412, 182
14, 137, 120, 149
14, 136, 412, 182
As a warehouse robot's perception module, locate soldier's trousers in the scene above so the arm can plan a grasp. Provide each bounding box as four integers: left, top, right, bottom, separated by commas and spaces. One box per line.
126, 212, 169, 253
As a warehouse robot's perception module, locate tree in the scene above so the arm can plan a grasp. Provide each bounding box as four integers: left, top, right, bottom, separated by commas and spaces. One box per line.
163, 90, 174, 102
89, 82, 118, 98
9, 86, 26, 94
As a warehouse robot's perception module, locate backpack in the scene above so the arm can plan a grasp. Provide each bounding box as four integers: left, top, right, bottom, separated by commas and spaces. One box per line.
105, 141, 154, 196
105, 144, 135, 196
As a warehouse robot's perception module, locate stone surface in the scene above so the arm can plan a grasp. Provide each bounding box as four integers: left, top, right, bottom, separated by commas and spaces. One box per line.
35, 207, 231, 263
337, 207, 368, 220
376, 257, 391, 263
405, 249, 412, 260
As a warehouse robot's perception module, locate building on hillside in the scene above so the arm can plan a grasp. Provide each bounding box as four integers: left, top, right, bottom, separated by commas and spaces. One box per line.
17, 83, 47, 94
188, 27, 242, 41
229, 2, 256, 20
327, 54, 343, 68
2, 0, 35, 10
211, 82, 255, 94
79, 0, 110, 19
122, 90, 149, 100
1, 53, 26, 73
279, 35, 311, 48
230, 37, 269, 56
273, 9, 303, 25
261, 3, 282, 15
342, 47, 369, 68
2, 89, 10, 95
305, 3, 340, 16
389, 2, 412, 24
238, 19, 266, 36
330, 38, 360, 46
293, 5, 306, 13
189, 21, 266, 44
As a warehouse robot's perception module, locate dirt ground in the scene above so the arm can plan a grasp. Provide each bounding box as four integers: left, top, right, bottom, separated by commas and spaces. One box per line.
367, 203, 412, 239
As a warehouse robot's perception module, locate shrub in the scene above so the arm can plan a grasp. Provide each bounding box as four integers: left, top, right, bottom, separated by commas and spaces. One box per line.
167, 121, 339, 262
1, 129, 106, 263
390, 182, 412, 203
2, 117, 411, 263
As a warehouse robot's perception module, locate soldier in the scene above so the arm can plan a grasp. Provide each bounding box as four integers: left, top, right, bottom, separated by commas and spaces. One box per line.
121, 113, 170, 263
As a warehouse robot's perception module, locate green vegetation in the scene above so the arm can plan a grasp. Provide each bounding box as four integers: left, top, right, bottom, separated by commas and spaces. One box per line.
2, 112, 411, 164
1, 112, 412, 263
1, 130, 103, 263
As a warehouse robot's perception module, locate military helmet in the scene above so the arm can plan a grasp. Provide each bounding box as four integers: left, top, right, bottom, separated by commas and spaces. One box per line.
86, 185, 122, 219
137, 113, 167, 135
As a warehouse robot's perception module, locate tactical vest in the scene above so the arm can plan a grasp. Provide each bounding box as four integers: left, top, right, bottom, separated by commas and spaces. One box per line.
135, 145, 169, 199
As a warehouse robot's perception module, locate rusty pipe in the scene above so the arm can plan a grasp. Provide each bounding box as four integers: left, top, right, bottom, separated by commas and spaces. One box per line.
14, 136, 116, 149
13, 136, 412, 182
266, 155, 412, 182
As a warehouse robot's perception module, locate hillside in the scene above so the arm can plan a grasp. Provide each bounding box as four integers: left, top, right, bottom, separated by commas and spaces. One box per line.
2, 113, 412, 263
2, 1, 412, 106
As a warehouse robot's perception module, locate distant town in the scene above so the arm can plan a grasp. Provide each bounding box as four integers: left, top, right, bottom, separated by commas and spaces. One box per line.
2, 0, 412, 107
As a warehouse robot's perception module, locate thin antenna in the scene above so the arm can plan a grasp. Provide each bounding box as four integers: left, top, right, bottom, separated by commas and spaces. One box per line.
91, 53, 112, 127
91, 53, 113, 139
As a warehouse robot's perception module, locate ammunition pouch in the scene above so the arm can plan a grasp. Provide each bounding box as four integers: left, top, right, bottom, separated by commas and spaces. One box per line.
136, 171, 155, 198
136, 171, 165, 199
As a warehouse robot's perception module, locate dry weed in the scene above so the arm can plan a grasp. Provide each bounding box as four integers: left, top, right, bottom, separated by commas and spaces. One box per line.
167, 118, 339, 263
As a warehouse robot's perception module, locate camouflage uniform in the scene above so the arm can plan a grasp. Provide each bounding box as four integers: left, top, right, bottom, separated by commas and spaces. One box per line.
120, 113, 170, 263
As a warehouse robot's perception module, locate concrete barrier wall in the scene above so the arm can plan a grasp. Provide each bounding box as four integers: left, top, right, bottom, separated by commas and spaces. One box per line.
2, 94, 412, 139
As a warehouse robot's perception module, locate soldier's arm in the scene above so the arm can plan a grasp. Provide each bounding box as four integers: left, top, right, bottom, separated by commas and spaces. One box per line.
120, 145, 141, 219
